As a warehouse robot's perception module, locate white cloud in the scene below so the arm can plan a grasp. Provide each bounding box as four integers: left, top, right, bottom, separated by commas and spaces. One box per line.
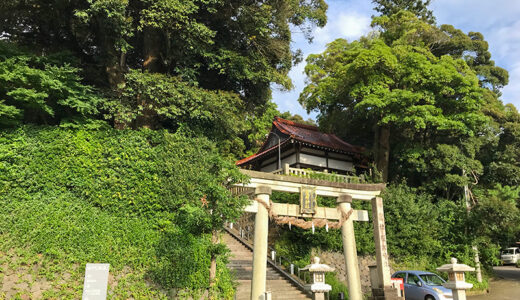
502, 62, 520, 106
314, 12, 372, 44
432, 0, 520, 30
273, 1, 373, 119
432, 1, 520, 107
273, 0, 520, 118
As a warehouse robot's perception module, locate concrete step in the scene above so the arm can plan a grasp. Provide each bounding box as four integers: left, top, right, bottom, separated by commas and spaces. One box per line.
223, 231, 311, 300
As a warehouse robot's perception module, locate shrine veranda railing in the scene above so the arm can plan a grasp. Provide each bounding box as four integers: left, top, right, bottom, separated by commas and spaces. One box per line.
271, 165, 365, 184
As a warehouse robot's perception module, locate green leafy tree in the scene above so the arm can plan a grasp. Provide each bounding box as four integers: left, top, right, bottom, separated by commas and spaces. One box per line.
0, 126, 249, 296
481, 104, 520, 186
372, 0, 435, 24
1, 0, 327, 134
0, 42, 102, 127
374, 12, 509, 95
102, 70, 246, 155
299, 25, 487, 181
470, 185, 520, 261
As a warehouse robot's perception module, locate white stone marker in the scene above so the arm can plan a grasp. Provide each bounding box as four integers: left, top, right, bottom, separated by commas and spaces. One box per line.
82, 263, 110, 300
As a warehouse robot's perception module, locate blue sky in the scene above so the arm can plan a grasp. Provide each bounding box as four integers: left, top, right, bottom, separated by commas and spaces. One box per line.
272, 0, 520, 120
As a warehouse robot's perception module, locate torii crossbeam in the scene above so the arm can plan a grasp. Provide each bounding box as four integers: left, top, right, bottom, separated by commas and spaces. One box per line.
231, 169, 395, 300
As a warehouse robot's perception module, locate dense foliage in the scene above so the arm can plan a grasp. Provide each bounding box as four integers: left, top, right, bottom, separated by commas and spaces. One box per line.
300, 31, 487, 183
291, 2, 520, 280
0, 0, 327, 153
0, 42, 102, 127
0, 127, 247, 298
1, 0, 520, 298
372, 0, 435, 24
0, 1, 329, 297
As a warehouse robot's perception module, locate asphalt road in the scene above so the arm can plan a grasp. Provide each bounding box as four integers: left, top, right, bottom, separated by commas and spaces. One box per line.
468, 266, 520, 300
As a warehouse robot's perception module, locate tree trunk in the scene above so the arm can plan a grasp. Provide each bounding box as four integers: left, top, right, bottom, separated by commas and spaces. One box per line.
105, 51, 128, 129
463, 170, 483, 283
143, 27, 163, 73
96, 14, 127, 129
374, 124, 390, 182
136, 27, 163, 129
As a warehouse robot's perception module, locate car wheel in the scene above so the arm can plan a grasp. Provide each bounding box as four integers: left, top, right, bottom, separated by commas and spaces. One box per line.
425, 296, 435, 300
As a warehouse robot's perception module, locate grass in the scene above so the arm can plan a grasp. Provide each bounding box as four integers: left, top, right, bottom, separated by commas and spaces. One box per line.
0, 191, 168, 299
0, 127, 238, 299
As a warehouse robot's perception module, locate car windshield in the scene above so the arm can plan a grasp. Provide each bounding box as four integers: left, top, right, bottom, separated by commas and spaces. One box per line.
419, 274, 445, 286
502, 249, 516, 255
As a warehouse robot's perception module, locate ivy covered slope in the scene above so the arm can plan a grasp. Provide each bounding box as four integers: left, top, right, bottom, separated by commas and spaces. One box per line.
0, 127, 248, 299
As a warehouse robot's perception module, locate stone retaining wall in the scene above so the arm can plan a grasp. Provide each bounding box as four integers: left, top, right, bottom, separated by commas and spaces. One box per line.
317, 251, 395, 293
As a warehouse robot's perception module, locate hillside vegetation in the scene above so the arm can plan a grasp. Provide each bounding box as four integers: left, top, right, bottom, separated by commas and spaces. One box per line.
1, 0, 520, 299
0, 127, 247, 298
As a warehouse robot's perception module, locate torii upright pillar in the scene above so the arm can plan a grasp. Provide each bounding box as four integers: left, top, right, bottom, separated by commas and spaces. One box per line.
337, 194, 363, 300
371, 197, 391, 289
251, 185, 271, 300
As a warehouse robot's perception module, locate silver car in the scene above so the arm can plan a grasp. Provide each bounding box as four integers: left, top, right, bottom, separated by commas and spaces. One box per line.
392, 270, 453, 300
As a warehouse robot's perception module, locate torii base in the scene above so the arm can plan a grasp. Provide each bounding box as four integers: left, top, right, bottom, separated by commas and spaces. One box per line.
369, 286, 404, 300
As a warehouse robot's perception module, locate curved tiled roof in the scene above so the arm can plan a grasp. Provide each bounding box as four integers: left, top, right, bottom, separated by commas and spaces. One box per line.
237, 117, 364, 166
272, 117, 363, 154
236, 138, 291, 166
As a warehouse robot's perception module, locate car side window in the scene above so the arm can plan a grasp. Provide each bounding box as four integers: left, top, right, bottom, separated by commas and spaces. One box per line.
407, 274, 420, 286
393, 272, 406, 280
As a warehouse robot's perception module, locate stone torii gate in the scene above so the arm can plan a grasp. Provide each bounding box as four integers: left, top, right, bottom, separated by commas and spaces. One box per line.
232, 169, 394, 300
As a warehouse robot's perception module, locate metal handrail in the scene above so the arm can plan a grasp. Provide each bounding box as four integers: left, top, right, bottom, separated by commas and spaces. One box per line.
226, 224, 311, 287
226, 223, 336, 299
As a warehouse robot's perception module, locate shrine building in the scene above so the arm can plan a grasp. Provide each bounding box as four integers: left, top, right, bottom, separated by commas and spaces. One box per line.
237, 117, 368, 174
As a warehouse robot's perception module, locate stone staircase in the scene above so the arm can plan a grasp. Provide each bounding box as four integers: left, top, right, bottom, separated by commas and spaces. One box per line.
222, 232, 311, 300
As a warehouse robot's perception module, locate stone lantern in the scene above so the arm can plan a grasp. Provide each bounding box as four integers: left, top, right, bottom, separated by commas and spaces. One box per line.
300, 257, 335, 300
436, 258, 475, 300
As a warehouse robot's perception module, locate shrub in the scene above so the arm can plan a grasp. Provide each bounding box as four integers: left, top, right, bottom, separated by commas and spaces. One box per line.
0, 126, 245, 298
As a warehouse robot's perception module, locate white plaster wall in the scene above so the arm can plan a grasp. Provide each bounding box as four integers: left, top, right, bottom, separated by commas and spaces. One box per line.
328, 158, 353, 171
299, 153, 327, 167
281, 154, 296, 166
260, 154, 296, 172
260, 149, 295, 166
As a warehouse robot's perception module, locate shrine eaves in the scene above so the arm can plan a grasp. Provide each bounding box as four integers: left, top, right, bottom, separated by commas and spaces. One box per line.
237, 117, 368, 174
